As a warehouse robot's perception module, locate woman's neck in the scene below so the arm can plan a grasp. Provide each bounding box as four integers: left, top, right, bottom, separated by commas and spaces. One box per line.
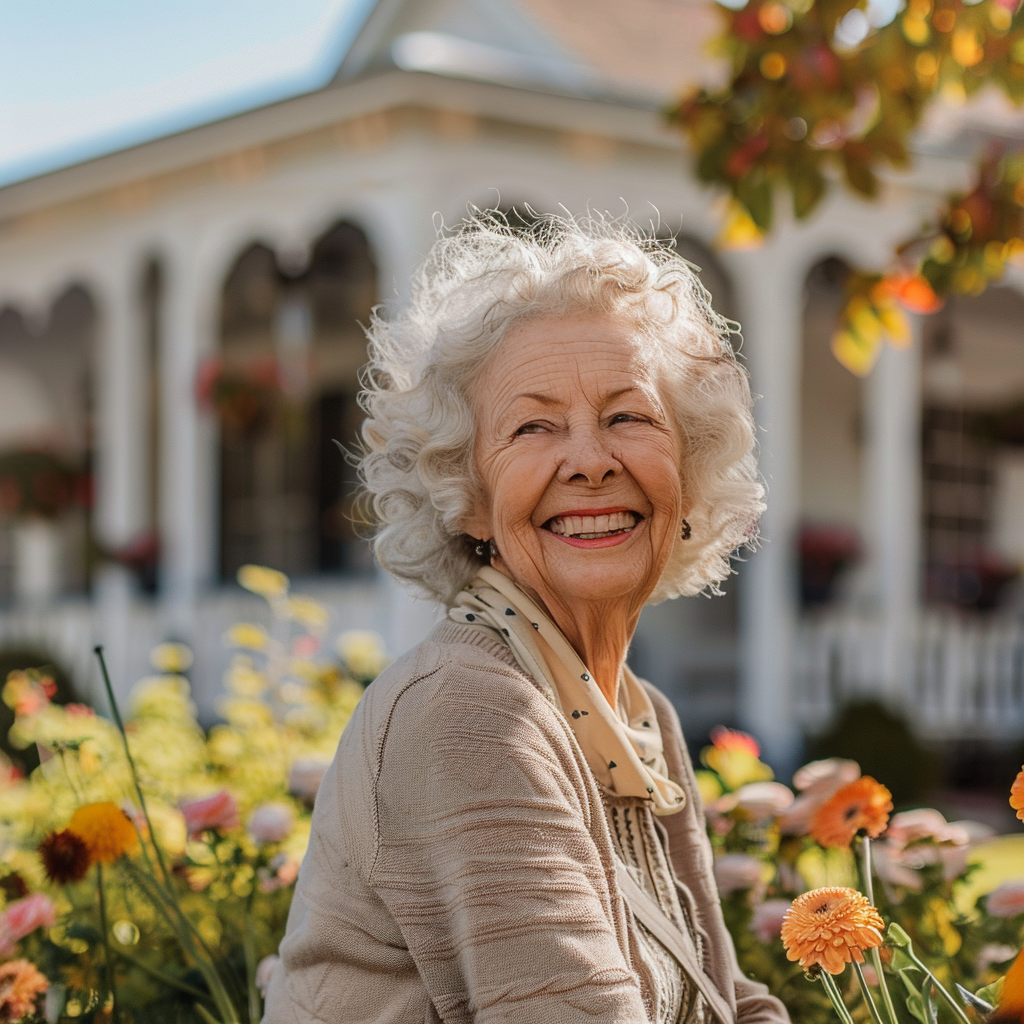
492, 563, 642, 707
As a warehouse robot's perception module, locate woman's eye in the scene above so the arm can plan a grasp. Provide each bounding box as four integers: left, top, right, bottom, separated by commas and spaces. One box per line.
609, 413, 641, 425
514, 422, 546, 436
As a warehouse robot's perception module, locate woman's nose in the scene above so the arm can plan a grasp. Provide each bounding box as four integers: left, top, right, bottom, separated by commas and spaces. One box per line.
556, 428, 622, 486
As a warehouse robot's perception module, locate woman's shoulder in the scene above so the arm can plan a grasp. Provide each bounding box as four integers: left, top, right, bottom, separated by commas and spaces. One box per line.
364, 620, 560, 738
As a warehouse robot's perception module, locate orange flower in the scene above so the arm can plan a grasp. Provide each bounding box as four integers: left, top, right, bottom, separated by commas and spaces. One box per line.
0, 958, 48, 1019
1010, 766, 1024, 825
810, 776, 892, 848
67, 802, 138, 865
991, 945, 1024, 1023
781, 887, 884, 974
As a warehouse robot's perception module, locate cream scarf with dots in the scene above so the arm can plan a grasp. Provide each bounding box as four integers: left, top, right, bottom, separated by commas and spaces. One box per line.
448, 565, 687, 816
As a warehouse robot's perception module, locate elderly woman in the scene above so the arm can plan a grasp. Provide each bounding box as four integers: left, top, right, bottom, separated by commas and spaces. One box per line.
264, 215, 789, 1024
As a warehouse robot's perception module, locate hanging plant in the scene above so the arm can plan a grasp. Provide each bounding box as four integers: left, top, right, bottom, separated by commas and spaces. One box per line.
195, 355, 284, 435
0, 449, 84, 521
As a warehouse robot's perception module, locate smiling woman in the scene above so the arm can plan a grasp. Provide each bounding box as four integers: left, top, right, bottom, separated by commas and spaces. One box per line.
264, 213, 785, 1024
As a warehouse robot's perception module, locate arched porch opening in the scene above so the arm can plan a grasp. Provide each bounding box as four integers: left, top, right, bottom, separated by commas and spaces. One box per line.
215, 221, 378, 582
0, 285, 97, 604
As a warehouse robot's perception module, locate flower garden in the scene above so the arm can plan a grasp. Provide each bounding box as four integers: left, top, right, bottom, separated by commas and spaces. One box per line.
0, 565, 1019, 1023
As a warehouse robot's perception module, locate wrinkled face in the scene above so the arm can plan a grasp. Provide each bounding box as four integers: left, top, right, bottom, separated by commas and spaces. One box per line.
464, 315, 685, 611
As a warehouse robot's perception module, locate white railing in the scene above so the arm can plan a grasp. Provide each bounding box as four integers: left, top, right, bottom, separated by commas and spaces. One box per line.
796, 610, 1024, 740
0, 577, 388, 717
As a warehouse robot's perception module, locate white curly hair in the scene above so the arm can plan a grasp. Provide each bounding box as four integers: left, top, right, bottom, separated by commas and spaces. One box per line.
358, 211, 764, 605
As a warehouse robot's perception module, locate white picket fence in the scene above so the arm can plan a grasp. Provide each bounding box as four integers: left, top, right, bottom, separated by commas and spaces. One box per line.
796, 610, 1024, 740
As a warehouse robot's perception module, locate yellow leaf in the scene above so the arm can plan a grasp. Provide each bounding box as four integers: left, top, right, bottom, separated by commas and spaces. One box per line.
832, 329, 882, 376
878, 305, 912, 347
716, 200, 764, 251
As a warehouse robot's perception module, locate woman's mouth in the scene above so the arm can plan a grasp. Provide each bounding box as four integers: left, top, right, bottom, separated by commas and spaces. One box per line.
543, 510, 641, 544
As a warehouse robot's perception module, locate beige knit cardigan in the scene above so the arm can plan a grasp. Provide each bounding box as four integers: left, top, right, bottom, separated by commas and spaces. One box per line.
263, 621, 790, 1024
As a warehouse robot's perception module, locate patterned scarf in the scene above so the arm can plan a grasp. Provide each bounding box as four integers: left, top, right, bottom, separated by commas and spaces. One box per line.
448, 565, 686, 816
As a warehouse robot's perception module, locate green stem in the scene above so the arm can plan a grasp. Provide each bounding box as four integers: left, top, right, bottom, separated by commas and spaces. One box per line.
242, 895, 261, 1024
854, 962, 886, 1024
113, 948, 213, 1002
93, 646, 174, 889
860, 836, 901, 1024
96, 863, 119, 1022
906, 951, 972, 1024
820, 971, 856, 1024
122, 861, 241, 1023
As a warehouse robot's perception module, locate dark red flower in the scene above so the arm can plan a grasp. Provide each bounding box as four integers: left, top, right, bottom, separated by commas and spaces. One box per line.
38, 830, 91, 885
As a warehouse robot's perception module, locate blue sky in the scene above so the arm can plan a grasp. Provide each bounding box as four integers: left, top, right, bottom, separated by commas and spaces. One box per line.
0, 0, 375, 187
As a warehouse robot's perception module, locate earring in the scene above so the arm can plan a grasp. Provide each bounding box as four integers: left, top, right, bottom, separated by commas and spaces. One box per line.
488, 539, 499, 561
680, 519, 692, 540
474, 540, 486, 557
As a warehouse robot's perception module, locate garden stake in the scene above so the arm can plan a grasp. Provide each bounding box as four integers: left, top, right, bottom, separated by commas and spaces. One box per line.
861, 836, 900, 1024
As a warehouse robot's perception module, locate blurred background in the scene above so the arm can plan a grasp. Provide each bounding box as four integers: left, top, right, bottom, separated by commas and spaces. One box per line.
0, 0, 1022, 825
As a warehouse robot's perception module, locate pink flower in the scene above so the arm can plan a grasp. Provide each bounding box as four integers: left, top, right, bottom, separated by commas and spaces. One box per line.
248, 803, 293, 844
986, 879, 1024, 918
734, 782, 794, 821
977, 943, 1018, 975
288, 759, 329, 802
779, 758, 861, 835
871, 843, 923, 892
886, 808, 960, 846
750, 899, 791, 942
0, 894, 56, 954
179, 791, 240, 837
713, 854, 764, 896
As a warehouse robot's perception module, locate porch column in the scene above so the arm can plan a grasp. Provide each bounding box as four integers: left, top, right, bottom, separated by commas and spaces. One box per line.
159, 239, 219, 639
863, 323, 923, 703
93, 255, 148, 703
726, 242, 803, 775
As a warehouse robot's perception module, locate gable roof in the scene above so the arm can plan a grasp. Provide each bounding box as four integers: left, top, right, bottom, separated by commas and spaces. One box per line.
333, 0, 725, 105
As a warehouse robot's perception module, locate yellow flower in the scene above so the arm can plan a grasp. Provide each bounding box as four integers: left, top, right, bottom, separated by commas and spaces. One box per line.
67, 802, 138, 865
225, 623, 270, 652
703, 747, 774, 791
224, 657, 268, 697
337, 630, 390, 681
237, 565, 288, 599
149, 642, 194, 674
287, 596, 329, 631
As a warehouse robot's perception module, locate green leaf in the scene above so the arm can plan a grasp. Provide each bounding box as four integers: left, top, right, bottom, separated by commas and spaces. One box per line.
843, 152, 880, 197
922, 979, 939, 1024
736, 174, 774, 232
791, 165, 827, 219
976, 977, 1004, 1008
899, 969, 928, 1024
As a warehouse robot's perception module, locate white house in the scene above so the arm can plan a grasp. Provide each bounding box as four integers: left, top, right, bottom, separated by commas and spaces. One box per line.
1, 0, 1023, 772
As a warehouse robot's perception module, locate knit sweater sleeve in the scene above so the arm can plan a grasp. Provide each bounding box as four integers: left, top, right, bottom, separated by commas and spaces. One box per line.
369, 657, 650, 1024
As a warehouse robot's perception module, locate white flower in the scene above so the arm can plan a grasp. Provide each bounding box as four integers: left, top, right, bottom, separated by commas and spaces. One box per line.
750, 899, 791, 942
288, 759, 330, 802
977, 943, 1018, 975
248, 802, 294, 844
713, 853, 764, 895
734, 781, 794, 821
255, 954, 280, 995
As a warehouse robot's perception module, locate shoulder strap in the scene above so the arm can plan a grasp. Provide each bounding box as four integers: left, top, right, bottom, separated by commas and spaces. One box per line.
615, 863, 735, 1024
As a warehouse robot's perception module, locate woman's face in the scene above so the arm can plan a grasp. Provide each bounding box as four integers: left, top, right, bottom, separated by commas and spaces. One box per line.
464, 314, 685, 611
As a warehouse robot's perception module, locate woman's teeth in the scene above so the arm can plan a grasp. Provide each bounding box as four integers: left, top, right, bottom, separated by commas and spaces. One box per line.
547, 512, 639, 539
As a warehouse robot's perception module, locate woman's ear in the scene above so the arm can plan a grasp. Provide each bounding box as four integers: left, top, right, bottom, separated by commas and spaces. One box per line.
461, 485, 493, 543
